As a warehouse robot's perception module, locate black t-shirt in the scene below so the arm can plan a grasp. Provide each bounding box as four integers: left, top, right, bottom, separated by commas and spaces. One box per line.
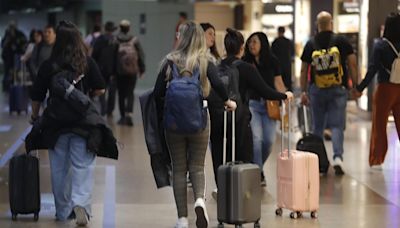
301, 31, 354, 87
31, 57, 106, 102
271, 36, 294, 71
243, 55, 282, 100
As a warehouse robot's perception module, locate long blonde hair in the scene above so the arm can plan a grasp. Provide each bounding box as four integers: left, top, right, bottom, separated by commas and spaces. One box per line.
161, 21, 211, 97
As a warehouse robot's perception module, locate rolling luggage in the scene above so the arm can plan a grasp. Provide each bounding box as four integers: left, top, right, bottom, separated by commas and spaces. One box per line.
9, 153, 40, 221
276, 103, 319, 219
9, 62, 29, 115
297, 103, 313, 134
217, 110, 261, 228
296, 105, 330, 173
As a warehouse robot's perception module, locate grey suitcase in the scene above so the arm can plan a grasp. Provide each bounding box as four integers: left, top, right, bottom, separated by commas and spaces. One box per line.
217, 110, 261, 228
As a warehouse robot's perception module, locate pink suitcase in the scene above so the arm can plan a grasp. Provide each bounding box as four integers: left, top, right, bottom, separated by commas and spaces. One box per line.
275, 102, 319, 219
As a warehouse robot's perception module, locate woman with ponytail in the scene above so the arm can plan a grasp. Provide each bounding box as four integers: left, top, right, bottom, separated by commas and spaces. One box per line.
208, 28, 293, 199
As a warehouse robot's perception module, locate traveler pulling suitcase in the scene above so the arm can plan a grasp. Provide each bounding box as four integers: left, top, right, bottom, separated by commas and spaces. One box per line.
296, 105, 330, 173
217, 110, 261, 228
9, 153, 40, 221
276, 103, 319, 219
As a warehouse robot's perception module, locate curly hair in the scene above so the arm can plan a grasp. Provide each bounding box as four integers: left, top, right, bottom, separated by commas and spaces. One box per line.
50, 20, 88, 74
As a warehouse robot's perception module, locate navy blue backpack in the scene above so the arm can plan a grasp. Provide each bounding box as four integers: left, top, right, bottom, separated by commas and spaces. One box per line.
164, 64, 207, 134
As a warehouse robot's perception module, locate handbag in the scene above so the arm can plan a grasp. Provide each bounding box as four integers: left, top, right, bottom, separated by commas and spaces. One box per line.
265, 100, 280, 121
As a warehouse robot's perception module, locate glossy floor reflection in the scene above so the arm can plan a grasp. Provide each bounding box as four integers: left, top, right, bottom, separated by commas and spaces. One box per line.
0, 91, 399, 228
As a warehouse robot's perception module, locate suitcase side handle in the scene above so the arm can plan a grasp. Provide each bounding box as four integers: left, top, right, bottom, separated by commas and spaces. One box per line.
281, 100, 291, 157
223, 109, 235, 164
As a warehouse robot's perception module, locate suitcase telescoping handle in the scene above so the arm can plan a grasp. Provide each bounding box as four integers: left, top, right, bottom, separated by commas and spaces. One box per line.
223, 109, 235, 164
280, 100, 291, 157
303, 105, 310, 133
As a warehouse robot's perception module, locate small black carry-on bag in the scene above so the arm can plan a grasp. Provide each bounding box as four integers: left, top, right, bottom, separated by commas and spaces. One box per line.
9, 153, 40, 221
296, 105, 330, 174
217, 110, 261, 228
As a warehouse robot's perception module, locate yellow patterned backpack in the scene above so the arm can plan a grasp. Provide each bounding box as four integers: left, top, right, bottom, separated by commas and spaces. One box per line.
311, 35, 344, 88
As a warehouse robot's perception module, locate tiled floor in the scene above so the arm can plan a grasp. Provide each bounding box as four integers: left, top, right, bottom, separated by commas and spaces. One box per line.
0, 90, 399, 228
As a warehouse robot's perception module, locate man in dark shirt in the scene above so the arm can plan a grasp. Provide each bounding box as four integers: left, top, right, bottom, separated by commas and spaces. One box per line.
300, 11, 358, 175
30, 25, 56, 77
92, 21, 118, 116
115, 20, 146, 126
271, 26, 294, 91
1, 21, 27, 91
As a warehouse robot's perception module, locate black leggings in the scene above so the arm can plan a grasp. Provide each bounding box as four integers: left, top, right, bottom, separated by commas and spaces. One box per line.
208, 107, 253, 186
116, 75, 137, 117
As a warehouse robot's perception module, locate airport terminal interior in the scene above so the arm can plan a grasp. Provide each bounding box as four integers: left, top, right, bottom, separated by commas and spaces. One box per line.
0, 0, 400, 227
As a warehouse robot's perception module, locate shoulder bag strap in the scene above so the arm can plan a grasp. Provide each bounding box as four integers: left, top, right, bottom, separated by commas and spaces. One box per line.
383, 38, 400, 57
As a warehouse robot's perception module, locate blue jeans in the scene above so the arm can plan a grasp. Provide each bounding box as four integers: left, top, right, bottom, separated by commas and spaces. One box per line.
249, 99, 277, 170
309, 84, 347, 160
49, 133, 96, 220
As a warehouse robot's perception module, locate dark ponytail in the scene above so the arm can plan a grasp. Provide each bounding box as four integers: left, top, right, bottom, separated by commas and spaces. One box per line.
224, 28, 244, 56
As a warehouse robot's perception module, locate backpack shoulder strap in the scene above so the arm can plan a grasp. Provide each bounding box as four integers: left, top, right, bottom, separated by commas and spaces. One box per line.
312, 37, 320, 51
383, 38, 400, 57
328, 34, 338, 48
232, 59, 242, 66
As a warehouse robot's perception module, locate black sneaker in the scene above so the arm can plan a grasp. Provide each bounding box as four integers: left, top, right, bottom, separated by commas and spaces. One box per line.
125, 116, 134, 126
117, 117, 126, 125
261, 172, 267, 187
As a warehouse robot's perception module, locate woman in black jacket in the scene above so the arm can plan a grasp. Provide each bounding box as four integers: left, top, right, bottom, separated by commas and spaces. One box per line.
30, 21, 105, 226
208, 28, 293, 199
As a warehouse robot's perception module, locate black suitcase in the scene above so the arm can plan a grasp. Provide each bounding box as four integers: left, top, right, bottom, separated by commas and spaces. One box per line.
9, 153, 40, 221
217, 110, 261, 228
296, 105, 330, 174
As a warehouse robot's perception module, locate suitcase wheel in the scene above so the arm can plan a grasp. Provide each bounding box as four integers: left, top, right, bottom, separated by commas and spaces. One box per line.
234, 225, 243, 228
254, 221, 261, 228
217, 223, 224, 228
12, 213, 17, 221
311, 211, 318, 219
275, 208, 283, 216
290, 212, 299, 219
34, 213, 39, 221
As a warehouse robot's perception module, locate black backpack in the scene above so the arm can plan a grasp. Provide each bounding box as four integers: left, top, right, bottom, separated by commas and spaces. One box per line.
208, 60, 243, 121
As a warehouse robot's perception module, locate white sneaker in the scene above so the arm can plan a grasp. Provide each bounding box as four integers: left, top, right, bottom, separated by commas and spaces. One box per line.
73, 206, 89, 227
333, 157, 345, 175
211, 188, 218, 201
194, 198, 209, 228
175, 217, 188, 228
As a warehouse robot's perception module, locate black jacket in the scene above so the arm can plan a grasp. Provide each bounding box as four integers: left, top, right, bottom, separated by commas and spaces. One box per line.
26, 62, 118, 159
25, 101, 119, 160
139, 89, 171, 188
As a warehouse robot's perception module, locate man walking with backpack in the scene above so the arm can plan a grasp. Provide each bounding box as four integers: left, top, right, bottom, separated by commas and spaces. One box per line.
116, 19, 146, 126
300, 11, 358, 175
92, 21, 118, 116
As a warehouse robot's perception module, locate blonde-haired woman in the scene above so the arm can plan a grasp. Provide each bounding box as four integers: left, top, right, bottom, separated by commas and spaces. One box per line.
153, 22, 236, 228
